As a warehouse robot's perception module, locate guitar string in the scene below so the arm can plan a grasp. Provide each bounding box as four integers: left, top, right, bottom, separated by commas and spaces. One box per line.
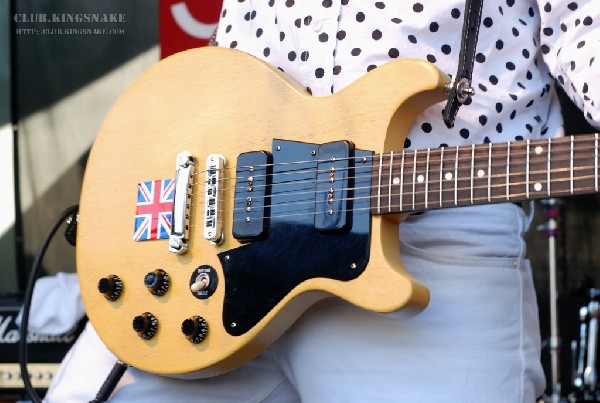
186, 137, 598, 191
179, 168, 598, 227
186, 146, 598, 201
161, 136, 598, 225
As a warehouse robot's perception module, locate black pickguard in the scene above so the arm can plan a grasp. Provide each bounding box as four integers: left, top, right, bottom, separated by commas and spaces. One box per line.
219, 139, 372, 336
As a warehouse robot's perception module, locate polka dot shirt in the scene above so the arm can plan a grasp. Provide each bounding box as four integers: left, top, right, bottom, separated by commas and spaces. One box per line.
216, 0, 599, 150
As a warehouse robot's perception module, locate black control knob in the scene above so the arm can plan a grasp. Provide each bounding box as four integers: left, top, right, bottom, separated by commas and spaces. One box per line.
132, 312, 158, 340
144, 269, 170, 296
181, 316, 208, 344
97, 275, 123, 301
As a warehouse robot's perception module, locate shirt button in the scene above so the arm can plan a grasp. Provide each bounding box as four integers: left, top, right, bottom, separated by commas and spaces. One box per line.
312, 19, 323, 32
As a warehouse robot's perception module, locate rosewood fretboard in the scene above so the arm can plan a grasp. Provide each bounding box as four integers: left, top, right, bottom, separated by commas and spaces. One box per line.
371, 133, 600, 214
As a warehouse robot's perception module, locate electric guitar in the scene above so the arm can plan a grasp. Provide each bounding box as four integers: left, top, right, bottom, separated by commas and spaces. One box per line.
77, 46, 599, 378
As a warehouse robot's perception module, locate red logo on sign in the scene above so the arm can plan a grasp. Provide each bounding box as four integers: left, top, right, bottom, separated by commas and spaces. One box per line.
159, 0, 223, 59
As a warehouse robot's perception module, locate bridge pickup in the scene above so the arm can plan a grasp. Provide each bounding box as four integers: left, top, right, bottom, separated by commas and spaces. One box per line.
315, 141, 354, 232
233, 151, 272, 241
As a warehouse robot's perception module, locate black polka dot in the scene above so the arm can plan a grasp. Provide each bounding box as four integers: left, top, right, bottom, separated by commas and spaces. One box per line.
337, 30, 346, 40
441, 44, 451, 54
375, 2, 385, 9
413, 3, 424, 12
301, 51, 309, 61
408, 35, 417, 44
333, 65, 342, 75
372, 29, 382, 40
315, 68, 324, 78
351, 48, 362, 56
367, 64, 377, 72
389, 48, 400, 58
356, 12, 365, 22
319, 32, 329, 42
421, 122, 432, 133
430, 22, 439, 32
451, 8, 461, 19
460, 128, 470, 139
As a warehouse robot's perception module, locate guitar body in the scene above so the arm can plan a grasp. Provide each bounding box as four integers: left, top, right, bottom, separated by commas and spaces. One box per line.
77, 47, 449, 377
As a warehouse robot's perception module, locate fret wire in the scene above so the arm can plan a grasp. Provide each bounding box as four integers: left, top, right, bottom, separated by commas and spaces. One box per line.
526, 139, 530, 199
470, 144, 475, 205
506, 142, 511, 200
487, 143, 492, 202
547, 138, 551, 196
377, 153, 383, 214
425, 148, 430, 209
594, 133, 598, 192
400, 151, 405, 210
412, 149, 417, 211
454, 146, 459, 206
570, 135, 574, 194
388, 151, 393, 213
439, 147, 444, 207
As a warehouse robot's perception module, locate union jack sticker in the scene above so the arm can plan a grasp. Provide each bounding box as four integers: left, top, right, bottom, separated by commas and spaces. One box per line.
133, 179, 174, 241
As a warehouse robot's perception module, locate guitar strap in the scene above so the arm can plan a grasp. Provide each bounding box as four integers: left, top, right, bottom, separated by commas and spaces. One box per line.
442, 0, 484, 128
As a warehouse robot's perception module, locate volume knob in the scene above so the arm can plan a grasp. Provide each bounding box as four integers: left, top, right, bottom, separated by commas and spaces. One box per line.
144, 269, 170, 296
97, 275, 123, 301
132, 312, 158, 340
181, 316, 208, 344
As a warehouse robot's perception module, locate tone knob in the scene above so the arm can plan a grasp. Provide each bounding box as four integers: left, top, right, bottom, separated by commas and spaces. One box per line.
97, 275, 123, 301
144, 269, 170, 296
181, 316, 208, 344
132, 312, 158, 340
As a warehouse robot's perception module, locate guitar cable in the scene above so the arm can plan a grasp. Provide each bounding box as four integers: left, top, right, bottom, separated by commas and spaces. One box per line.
19, 204, 131, 403
19, 204, 79, 403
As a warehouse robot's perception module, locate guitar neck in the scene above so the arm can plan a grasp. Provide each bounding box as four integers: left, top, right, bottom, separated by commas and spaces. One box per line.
371, 133, 600, 214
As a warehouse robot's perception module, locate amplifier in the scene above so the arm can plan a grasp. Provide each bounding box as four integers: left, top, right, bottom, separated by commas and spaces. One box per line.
0, 296, 83, 400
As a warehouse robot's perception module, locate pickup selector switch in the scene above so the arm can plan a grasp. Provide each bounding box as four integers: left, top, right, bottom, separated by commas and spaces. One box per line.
97, 274, 123, 301
144, 269, 170, 296
181, 316, 208, 344
132, 312, 158, 340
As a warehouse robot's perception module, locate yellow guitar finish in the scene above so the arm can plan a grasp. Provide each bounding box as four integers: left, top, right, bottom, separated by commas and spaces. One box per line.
77, 47, 449, 377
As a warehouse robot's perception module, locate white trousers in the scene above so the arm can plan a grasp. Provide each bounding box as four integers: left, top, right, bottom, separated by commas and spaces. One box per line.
46, 203, 546, 402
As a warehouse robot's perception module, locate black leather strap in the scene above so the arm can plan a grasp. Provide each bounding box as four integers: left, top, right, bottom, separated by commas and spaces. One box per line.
442, 0, 484, 128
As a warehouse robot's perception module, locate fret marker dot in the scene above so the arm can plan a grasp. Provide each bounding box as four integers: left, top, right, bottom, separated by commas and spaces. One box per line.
534, 182, 542, 192
535, 146, 543, 155
393, 177, 400, 185
477, 169, 485, 178
417, 175, 425, 183
445, 172, 453, 180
